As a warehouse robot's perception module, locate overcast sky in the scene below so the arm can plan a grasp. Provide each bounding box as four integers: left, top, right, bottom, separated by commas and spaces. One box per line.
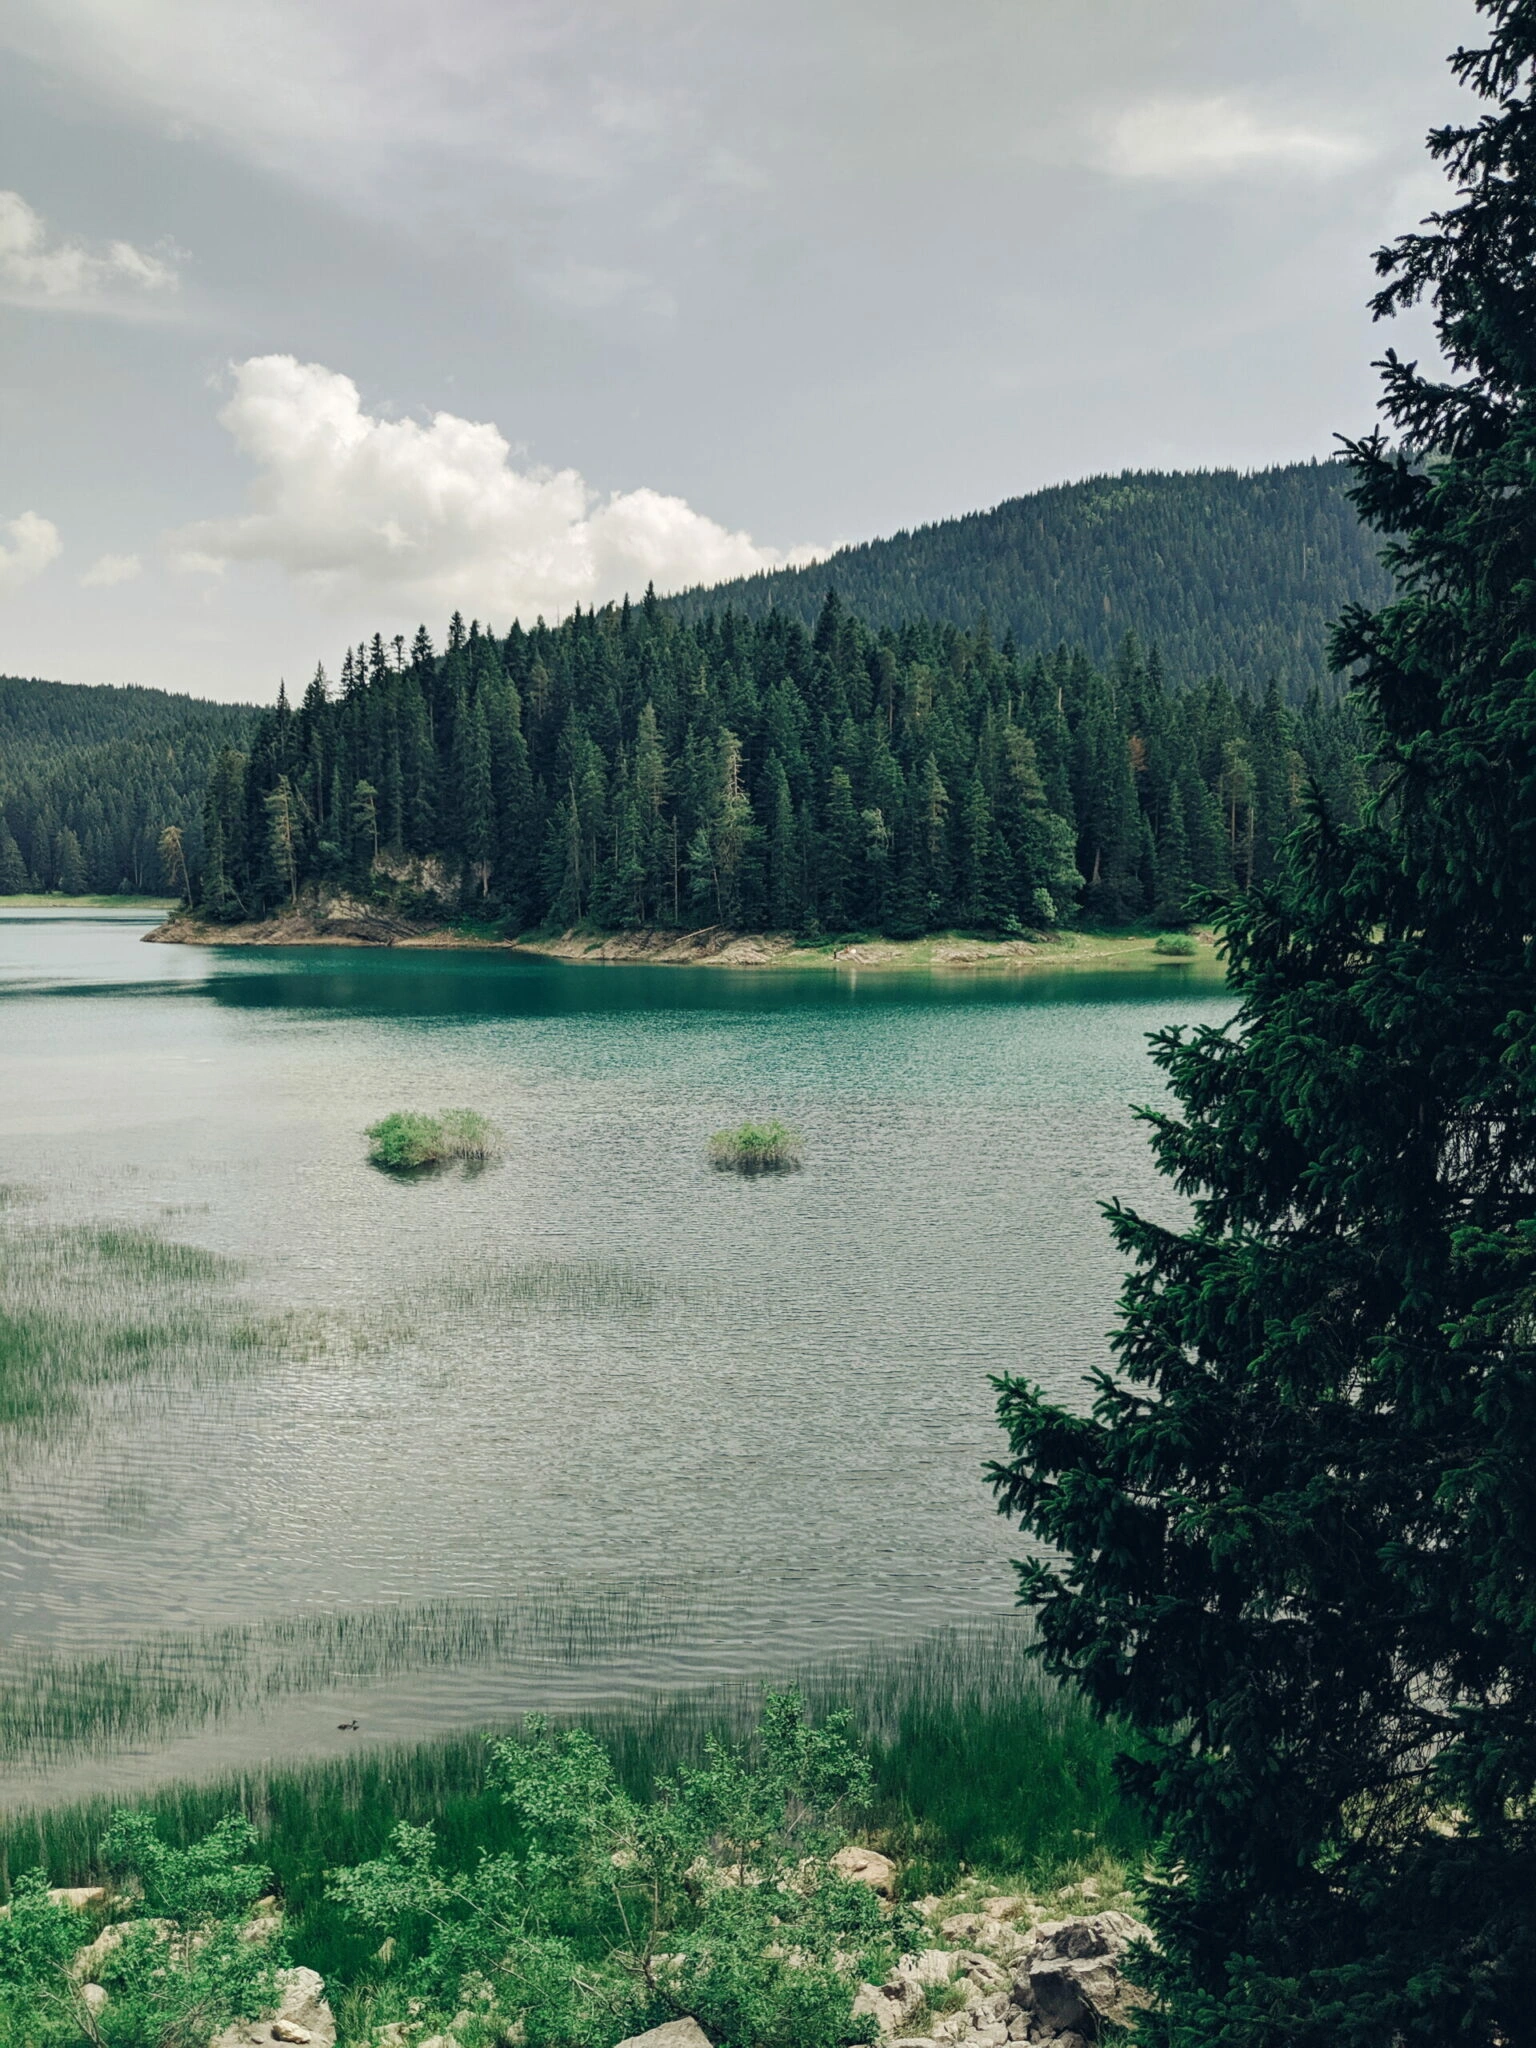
0, 0, 1479, 702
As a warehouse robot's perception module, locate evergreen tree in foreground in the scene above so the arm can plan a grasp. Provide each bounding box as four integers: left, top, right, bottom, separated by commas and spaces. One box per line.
990, 9, 1536, 2042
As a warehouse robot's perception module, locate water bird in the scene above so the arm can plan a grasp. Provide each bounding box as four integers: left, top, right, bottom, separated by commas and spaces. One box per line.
337, 1718, 359, 1730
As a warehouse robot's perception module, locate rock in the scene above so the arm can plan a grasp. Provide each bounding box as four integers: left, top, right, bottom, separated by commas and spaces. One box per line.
942, 1913, 987, 1943
1024, 1913, 1153, 2037
831, 1845, 897, 1897
50, 1886, 106, 1910
979, 1896, 1028, 1923
898, 1949, 957, 1990
79, 1984, 109, 2016
417, 2037, 460, 2048
853, 1980, 919, 2035
613, 2024, 714, 2048
209, 1965, 336, 2048
962, 1955, 1011, 1993
72, 1916, 174, 1978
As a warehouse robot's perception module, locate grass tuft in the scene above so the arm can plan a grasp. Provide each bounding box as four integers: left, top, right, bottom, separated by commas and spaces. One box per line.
366, 1109, 502, 1171
707, 1119, 804, 1173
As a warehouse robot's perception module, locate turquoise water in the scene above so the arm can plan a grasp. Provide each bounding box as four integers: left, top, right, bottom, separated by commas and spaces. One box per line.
0, 911, 1231, 1801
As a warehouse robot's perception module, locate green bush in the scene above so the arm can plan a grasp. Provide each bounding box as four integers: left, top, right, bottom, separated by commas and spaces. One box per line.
1152, 932, 1198, 957
366, 1109, 501, 1171
327, 1691, 901, 2048
707, 1120, 804, 1173
0, 1817, 281, 2048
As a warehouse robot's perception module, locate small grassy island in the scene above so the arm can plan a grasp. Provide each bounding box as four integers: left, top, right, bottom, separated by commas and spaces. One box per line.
366, 1109, 501, 1172
707, 1119, 804, 1173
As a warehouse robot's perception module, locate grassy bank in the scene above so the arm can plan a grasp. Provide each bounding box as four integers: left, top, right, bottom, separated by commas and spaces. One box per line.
0, 894, 174, 910
0, 1627, 1145, 2028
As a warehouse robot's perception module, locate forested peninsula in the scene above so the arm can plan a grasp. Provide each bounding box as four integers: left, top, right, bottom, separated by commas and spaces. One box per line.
174, 591, 1371, 945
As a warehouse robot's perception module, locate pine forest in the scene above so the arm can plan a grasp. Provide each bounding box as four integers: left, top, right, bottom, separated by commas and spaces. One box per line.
198, 591, 1373, 935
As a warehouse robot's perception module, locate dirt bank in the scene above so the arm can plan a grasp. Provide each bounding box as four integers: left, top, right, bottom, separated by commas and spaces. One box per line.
145, 906, 1220, 976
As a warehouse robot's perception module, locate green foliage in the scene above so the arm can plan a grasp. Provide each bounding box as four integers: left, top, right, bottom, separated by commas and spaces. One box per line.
706, 1120, 804, 1172
326, 1692, 897, 2047
989, 9, 1536, 2041
99, 1810, 269, 1921
668, 461, 1392, 701
195, 600, 1372, 939
0, 675, 255, 897
0, 1818, 280, 2048
1151, 932, 1197, 956
0, 1629, 1143, 2032
366, 1109, 501, 1171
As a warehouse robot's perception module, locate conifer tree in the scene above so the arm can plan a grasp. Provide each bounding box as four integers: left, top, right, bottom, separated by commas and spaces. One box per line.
991, 9, 1536, 2041
0, 817, 28, 894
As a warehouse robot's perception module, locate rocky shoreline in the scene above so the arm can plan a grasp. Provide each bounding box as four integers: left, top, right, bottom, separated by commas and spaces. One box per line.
142, 902, 1195, 975
33, 1855, 1151, 2048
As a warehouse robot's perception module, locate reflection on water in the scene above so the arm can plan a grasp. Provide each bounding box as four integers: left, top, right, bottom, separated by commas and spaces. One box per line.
0, 912, 1232, 1802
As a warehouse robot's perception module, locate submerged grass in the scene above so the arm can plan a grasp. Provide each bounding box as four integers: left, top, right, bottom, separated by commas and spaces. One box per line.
0, 1217, 286, 1438
0, 1581, 708, 1766
0, 1622, 1146, 2004
707, 1119, 804, 1173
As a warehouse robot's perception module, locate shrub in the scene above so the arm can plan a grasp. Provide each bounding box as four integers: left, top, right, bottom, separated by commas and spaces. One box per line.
366, 1110, 501, 1171
0, 1817, 281, 2048
327, 1691, 900, 2048
1152, 932, 1198, 957
707, 1120, 804, 1173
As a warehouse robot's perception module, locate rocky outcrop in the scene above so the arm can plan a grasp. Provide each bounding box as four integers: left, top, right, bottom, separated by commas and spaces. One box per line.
855, 1912, 1151, 2046
145, 900, 433, 948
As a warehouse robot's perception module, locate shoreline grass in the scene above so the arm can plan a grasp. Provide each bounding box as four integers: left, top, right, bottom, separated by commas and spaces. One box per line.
0, 894, 174, 910
0, 1623, 1145, 2003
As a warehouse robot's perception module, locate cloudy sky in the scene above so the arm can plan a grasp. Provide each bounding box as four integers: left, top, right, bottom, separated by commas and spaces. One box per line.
0, 0, 1477, 702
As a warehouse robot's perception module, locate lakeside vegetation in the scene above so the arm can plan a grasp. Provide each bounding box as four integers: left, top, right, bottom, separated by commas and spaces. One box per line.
0, 1210, 297, 1441
0, 1626, 1144, 2046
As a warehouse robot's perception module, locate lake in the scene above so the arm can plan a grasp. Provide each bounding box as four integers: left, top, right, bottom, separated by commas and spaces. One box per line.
0, 910, 1232, 1805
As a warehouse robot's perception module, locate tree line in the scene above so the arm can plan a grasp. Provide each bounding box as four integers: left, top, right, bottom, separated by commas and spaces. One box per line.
196, 593, 1373, 933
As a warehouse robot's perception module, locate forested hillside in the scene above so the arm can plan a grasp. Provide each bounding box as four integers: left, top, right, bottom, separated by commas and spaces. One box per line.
197, 594, 1372, 935
0, 676, 256, 895
667, 461, 1391, 699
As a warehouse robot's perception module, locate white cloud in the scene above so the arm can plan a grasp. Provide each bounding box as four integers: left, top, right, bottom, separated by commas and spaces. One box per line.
80, 551, 143, 586
0, 510, 62, 593
172, 355, 820, 619
1100, 97, 1375, 182
0, 190, 179, 310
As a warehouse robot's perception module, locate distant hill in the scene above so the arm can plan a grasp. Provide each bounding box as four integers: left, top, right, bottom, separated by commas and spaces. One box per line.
0, 676, 256, 894
668, 460, 1390, 699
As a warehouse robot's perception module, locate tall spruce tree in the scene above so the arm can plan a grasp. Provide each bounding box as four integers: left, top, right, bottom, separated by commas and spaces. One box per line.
989, 9, 1536, 2043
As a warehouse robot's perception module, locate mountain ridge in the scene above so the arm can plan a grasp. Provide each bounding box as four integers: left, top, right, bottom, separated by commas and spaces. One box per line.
665, 458, 1389, 699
